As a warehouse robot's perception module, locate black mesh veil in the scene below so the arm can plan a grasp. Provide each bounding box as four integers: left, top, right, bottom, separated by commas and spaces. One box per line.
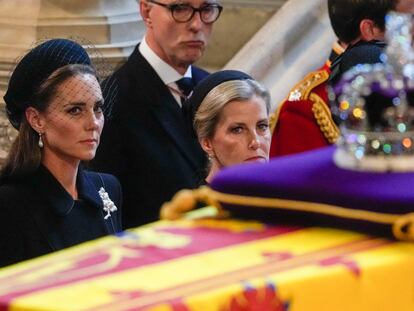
4, 37, 115, 130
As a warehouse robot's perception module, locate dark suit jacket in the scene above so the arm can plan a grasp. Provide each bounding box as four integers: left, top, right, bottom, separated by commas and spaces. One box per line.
0, 166, 122, 268
92, 46, 208, 228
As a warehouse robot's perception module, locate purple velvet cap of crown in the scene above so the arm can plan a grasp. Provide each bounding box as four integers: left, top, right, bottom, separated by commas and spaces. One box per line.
333, 64, 414, 99
210, 146, 414, 237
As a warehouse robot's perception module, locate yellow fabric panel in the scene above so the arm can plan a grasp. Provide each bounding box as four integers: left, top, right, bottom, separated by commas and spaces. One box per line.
1, 220, 414, 311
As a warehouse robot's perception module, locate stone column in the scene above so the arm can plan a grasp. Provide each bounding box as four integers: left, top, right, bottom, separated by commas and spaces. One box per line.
0, 0, 143, 163
224, 0, 335, 110
197, 0, 283, 71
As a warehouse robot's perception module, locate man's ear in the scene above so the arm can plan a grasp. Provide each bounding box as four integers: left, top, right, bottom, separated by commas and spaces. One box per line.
25, 107, 45, 134
140, 0, 153, 28
359, 19, 385, 41
199, 137, 214, 156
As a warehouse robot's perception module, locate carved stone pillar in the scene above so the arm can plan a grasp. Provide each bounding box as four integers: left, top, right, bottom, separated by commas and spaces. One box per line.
0, 0, 143, 163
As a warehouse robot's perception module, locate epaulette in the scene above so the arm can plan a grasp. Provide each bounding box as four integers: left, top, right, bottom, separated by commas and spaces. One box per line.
271, 68, 339, 143
287, 69, 329, 101
269, 111, 278, 133
270, 69, 330, 134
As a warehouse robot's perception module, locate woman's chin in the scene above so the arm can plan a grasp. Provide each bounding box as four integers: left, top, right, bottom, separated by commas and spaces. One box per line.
79, 152, 96, 162
244, 157, 267, 163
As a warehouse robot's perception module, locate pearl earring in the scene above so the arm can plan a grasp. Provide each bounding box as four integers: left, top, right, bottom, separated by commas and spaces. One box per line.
38, 133, 43, 148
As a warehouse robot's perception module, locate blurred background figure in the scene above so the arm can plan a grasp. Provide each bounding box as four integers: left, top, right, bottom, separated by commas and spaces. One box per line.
329, 0, 414, 85
0, 39, 122, 268
188, 70, 271, 183
270, 0, 400, 158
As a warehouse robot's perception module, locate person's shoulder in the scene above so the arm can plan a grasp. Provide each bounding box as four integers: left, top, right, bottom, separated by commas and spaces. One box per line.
331, 40, 385, 82
344, 40, 385, 57
280, 66, 330, 111
0, 180, 29, 214
84, 171, 120, 187
0, 177, 27, 195
0, 182, 17, 198
270, 66, 338, 143
341, 40, 385, 69
271, 67, 329, 123
101, 45, 145, 119
102, 44, 144, 87
84, 171, 121, 197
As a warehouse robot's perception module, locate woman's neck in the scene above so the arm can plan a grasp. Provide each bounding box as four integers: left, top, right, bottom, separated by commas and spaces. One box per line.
41, 151, 79, 199
205, 162, 221, 184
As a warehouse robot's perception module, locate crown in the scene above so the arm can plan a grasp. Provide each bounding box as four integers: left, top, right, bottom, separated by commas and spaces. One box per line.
330, 12, 414, 172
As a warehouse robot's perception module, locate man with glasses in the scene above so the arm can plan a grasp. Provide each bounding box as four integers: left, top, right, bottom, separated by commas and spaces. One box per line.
93, 0, 222, 228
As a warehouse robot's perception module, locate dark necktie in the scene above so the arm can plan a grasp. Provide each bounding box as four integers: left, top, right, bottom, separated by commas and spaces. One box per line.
176, 77, 194, 105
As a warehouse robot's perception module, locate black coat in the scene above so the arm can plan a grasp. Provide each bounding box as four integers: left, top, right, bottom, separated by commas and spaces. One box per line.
92, 46, 208, 228
0, 166, 122, 268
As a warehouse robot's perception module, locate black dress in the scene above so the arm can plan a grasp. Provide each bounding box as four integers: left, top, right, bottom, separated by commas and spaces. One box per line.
0, 165, 122, 268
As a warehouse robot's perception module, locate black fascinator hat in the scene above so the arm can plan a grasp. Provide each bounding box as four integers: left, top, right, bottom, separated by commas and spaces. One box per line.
4, 38, 92, 129
185, 70, 253, 128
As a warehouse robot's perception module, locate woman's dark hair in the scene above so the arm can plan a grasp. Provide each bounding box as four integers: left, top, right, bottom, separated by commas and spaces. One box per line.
0, 64, 96, 182
328, 0, 396, 44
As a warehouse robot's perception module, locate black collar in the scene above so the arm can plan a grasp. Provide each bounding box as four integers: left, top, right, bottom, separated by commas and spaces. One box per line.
33, 165, 103, 217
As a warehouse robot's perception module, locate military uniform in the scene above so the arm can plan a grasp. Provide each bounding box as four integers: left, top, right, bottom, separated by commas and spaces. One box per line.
269, 43, 344, 157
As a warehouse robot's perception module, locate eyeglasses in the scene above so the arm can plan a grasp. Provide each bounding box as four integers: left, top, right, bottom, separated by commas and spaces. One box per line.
148, 0, 223, 24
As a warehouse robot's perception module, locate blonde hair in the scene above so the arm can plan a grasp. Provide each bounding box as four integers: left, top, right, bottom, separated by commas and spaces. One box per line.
194, 79, 270, 140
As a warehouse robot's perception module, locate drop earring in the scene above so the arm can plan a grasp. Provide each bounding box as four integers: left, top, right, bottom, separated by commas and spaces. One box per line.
38, 133, 43, 148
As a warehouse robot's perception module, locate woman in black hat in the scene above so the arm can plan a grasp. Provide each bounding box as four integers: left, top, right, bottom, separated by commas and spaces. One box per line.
186, 70, 272, 184
0, 39, 122, 268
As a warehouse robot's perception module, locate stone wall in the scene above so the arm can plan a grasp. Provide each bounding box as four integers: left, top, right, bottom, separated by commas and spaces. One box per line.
198, 0, 284, 70
224, 0, 336, 110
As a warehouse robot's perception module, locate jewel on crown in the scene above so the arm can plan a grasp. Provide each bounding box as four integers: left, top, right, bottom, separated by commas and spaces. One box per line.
330, 12, 414, 172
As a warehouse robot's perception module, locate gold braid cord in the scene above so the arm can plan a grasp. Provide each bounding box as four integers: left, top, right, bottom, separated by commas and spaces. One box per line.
392, 213, 414, 241
310, 93, 340, 144
160, 186, 224, 220
162, 187, 414, 242
269, 111, 278, 134
160, 185, 414, 241
295, 70, 329, 100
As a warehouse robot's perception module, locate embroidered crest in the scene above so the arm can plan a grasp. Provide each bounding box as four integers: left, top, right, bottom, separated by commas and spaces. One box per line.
98, 187, 118, 219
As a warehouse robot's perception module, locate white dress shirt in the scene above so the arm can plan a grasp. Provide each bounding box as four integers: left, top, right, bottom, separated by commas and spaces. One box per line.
139, 37, 192, 107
